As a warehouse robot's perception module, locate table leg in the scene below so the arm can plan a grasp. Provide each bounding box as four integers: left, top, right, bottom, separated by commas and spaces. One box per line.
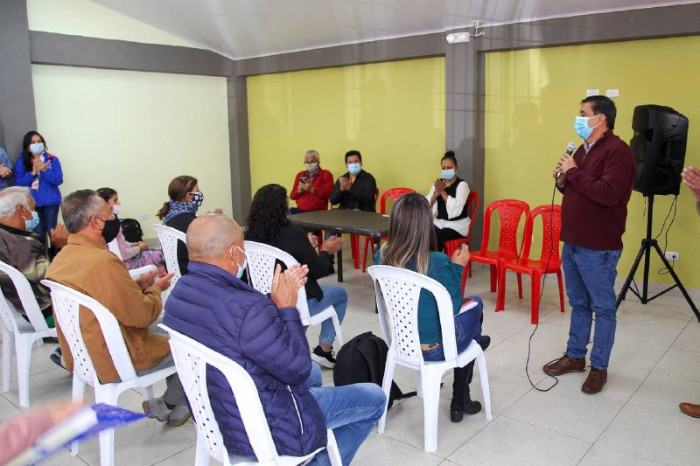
336, 232, 343, 282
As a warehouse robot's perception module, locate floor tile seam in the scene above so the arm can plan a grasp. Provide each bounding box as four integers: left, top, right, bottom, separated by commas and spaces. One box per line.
437, 412, 504, 459
376, 429, 448, 460
576, 393, 627, 447
626, 395, 700, 421
575, 441, 668, 466
669, 343, 700, 355
498, 412, 594, 454
588, 402, 679, 465
7, 364, 60, 384
503, 331, 565, 349
495, 376, 544, 415
648, 344, 700, 384
592, 368, 653, 404
667, 318, 698, 347
647, 368, 700, 386
149, 444, 197, 465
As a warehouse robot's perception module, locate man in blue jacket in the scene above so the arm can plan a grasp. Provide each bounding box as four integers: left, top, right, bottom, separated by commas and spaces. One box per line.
164, 214, 385, 465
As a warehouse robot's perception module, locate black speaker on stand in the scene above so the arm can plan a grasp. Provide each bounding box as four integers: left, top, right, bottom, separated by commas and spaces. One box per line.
616, 105, 700, 321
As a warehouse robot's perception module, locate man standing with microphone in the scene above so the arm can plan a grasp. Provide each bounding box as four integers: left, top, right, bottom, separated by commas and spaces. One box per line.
543, 95, 636, 394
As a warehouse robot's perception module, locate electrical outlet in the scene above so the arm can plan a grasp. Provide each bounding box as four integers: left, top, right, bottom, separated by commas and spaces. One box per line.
140, 213, 149, 221
665, 251, 680, 261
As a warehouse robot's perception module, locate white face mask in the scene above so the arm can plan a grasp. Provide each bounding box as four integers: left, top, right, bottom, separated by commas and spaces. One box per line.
112, 204, 122, 215
305, 162, 319, 173
29, 143, 44, 155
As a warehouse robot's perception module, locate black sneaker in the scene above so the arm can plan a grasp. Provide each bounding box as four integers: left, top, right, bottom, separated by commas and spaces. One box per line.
478, 335, 491, 351
49, 347, 66, 370
311, 346, 336, 369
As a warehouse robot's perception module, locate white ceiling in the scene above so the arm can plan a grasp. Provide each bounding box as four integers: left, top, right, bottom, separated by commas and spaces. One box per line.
93, 0, 699, 60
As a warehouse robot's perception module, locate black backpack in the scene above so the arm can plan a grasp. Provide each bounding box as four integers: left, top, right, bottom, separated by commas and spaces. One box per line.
120, 218, 143, 243
333, 332, 416, 409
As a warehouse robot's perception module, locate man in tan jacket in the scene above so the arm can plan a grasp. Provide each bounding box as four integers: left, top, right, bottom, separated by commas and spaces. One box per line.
46, 189, 189, 426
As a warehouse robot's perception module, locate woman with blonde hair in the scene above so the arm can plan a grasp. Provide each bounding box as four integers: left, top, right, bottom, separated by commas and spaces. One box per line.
378, 192, 489, 423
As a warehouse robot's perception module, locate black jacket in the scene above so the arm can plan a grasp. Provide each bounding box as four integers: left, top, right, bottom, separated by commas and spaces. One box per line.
329, 169, 377, 211
247, 223, 334, 301
164, 212, 197, 274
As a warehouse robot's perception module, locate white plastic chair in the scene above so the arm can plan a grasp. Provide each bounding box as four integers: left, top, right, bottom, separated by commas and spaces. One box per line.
366, 265, 492, 453
41, 279, 177, 466
159, 324, 341, 466
153, 224, 187, 290
0, 261, 57, 408
107, 239, 157, 281
244, 240, 343, 347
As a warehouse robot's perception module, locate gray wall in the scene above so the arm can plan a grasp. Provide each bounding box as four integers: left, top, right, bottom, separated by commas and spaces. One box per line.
3, 1, 700, 231
0, 0, 37, 158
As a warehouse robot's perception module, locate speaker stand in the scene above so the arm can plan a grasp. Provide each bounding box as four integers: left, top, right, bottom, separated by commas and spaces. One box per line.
616, 194, 700, 321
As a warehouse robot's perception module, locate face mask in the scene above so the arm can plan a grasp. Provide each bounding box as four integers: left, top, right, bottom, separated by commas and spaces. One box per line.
25, 211, 40, 231
347, 163, 361, 176
99, 217, 121, 243
230, 245, 247, 279
190, 191, 204, 207
112, 204, 122, 215
305, 162, 319, 173
441, 169, 456, 180
574, 115, 600, 140
29, 143, 44, 154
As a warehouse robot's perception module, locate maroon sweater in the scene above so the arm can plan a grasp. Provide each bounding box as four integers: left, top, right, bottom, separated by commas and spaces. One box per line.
560, 130, 637, 250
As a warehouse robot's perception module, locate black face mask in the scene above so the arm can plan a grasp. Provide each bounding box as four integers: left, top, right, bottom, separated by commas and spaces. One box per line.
101, 218, 121, 243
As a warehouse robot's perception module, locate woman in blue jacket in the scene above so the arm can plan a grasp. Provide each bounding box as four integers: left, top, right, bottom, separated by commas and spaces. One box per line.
14, 131, 63, 239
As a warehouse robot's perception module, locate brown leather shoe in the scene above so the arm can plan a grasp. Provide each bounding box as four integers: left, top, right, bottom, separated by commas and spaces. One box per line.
679, 402, 700, 418
581, 367, 607, 394
543, 354, 586, 376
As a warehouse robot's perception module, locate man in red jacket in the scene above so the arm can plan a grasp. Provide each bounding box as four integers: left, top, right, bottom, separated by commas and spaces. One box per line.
290, 150, 334, 213
543, 95, 636, 394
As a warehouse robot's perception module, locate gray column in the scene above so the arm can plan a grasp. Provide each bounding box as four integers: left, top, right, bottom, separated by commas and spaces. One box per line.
227, 74, 251, 223
0, 0, 36, 160
445, 41, 484, 248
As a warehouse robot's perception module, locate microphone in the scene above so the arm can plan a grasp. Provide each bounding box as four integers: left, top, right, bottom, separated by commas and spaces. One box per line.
556, 142, 577, 179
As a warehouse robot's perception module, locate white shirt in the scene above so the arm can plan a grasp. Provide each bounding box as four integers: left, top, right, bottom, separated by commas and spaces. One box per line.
426, 180, 470, 235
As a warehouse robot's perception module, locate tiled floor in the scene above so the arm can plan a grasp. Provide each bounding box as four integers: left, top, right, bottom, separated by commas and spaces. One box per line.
3, 251, 700, 465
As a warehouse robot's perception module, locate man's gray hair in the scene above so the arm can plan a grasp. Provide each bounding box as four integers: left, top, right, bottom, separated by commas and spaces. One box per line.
0, 187, 32, 218
305, 150, 320, 161
61, 189, 105, 233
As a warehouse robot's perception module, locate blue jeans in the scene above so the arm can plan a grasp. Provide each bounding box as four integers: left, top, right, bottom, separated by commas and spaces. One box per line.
36, 203, 60, 239
307, 285, 348, 347
307, 383, 386, 466
562, 243, 622, 370
305, 362, 323, 389
422, 296, 484, 362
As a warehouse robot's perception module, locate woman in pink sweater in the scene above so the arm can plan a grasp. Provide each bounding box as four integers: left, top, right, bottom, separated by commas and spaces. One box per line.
97, 188, 166, 272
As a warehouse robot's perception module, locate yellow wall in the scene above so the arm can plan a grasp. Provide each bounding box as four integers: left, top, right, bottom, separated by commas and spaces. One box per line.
247, 57, 445, 204
27, 0, 200, 48
485, 36, 700, 287
32, 65, 231, 239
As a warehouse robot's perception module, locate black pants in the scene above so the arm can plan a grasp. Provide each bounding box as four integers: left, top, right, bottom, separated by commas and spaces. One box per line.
435, 226, 465, 252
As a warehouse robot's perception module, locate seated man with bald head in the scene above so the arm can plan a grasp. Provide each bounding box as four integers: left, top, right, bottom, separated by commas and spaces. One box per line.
164, 214, 385, 465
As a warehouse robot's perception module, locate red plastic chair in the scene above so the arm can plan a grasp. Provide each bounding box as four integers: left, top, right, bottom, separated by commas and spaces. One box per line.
361, 187, 416, 272
469, 199, 530, 295
443, 190, 480, 293
496, 205, 565, 324
350, 188, 380, 269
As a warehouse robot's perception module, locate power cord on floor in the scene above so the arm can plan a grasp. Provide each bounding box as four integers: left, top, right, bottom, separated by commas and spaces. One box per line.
524, 182, 560, 392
